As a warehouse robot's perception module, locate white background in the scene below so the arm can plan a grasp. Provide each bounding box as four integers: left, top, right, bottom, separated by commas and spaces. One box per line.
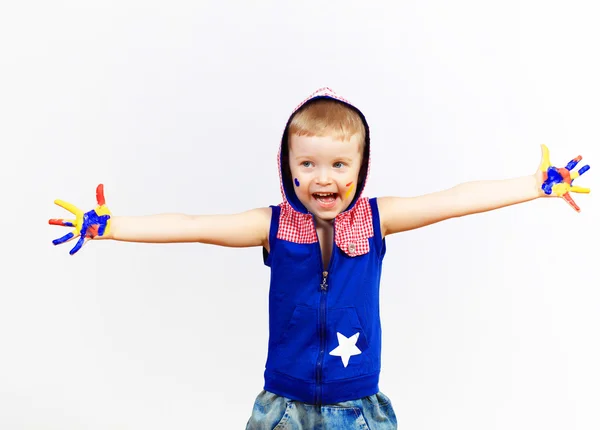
1, 1, 599, 429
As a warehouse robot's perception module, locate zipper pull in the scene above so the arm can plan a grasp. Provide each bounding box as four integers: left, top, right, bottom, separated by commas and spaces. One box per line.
320, 271, 328, 291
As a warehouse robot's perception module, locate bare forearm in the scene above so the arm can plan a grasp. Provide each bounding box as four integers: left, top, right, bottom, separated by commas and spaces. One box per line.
440, 174, 540, 217
380, 174, 541, 235
101, 210, 269, 247
101, 214, 208, 243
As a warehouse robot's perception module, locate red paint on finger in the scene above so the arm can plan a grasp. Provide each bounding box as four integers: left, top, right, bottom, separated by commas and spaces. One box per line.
49, 219, 74, 227
96, 184, 106, 206
562, 193, 580, 212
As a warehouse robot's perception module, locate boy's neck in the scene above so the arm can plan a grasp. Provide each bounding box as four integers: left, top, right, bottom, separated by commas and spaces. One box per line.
313, 215, 334, 231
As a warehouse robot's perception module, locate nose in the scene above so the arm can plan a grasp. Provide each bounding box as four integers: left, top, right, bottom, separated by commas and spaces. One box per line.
315, 166, 333, 185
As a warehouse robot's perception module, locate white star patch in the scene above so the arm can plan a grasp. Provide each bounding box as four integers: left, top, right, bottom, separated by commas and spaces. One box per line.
329, 332, 362, 367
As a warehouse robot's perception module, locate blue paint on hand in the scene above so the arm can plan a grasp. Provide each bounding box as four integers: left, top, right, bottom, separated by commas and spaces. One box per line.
578, 165, 590, 176
53, 232, 75, 245
51, 210, 111, 254
68, 210, 111, 254
70, 235, 86, 255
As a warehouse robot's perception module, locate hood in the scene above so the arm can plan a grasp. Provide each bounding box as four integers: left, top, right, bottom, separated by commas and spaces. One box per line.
277, 87, 371, 215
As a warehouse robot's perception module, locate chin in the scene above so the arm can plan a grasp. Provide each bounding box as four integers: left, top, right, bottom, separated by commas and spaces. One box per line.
310, 202, 349, 222
314, 211, 337, 221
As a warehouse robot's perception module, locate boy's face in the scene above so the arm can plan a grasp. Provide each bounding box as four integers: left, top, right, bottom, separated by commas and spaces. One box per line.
288, 133, 363, 222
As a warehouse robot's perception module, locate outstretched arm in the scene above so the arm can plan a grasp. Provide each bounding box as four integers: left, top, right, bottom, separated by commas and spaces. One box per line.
378, 175, 539, 236
107, 209, 271, 247
50, 184, 271, 254
378, 145, 591, 237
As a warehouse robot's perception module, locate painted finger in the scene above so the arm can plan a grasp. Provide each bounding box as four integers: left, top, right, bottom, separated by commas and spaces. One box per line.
569, 186, 591, 194
52, 231, 76, 245
565, 155, 582, 170
570, 164, 590, 180
54, 199, 84, 217
69, 234, 87, 255
96, 184, 106, 206
561, 192, 580, 212
540, 144, 551, 172
49, 219, 77, 227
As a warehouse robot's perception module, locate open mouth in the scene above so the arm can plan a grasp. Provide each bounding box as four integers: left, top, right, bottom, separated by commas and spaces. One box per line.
312, 192, 338, 207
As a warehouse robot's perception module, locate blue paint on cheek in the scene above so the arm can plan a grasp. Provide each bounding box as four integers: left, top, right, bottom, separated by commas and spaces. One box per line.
294, 178, 300, 187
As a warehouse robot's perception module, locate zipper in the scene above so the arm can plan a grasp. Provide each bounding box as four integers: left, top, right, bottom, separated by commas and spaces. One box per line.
315, 270, 328, 403
314, 219, 334, 405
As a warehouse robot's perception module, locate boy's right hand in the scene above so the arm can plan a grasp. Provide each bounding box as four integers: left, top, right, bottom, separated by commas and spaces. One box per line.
536, 144, 591, 212
49, 184, 112, 255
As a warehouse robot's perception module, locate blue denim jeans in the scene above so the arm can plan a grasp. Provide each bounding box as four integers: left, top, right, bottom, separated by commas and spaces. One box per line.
246, 389, 397, 429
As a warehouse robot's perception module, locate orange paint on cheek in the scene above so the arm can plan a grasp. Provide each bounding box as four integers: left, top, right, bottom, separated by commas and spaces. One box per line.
344, 182, 355, 199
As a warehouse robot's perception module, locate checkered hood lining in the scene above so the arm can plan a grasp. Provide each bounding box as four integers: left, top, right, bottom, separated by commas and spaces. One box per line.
275, 87, 373, 257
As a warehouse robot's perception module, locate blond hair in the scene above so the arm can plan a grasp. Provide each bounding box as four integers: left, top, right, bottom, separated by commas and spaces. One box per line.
288, 98, 365, 146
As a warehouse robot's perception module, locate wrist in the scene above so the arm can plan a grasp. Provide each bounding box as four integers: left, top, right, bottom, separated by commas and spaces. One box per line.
535, 174, 549, 198
528, 174, 542, 198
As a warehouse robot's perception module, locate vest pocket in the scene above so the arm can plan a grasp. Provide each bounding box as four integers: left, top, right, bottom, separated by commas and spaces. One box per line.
269, 305, 319, 381
322, 306, 375, 380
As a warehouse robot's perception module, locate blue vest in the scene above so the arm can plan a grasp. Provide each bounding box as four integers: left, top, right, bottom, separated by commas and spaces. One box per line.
262, 198, 386, 404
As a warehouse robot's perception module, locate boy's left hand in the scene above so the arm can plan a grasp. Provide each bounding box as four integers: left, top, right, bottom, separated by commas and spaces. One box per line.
49, 184, 112, 255
535, 144, 591, 212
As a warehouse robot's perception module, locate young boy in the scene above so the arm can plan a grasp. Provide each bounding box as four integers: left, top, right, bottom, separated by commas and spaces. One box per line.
49, 87, 590, 429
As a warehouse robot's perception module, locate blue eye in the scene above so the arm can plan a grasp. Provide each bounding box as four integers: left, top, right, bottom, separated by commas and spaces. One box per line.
333, 162, 345, 168
302, 161, 312, 167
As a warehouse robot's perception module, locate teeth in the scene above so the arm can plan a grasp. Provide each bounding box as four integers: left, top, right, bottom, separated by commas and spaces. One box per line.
314, 193, 334, 196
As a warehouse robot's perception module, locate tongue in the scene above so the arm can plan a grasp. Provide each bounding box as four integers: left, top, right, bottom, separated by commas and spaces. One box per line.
317, 195, 335, 203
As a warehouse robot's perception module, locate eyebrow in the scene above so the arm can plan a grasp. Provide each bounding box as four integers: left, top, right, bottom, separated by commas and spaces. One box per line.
293, 155, 355, 162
